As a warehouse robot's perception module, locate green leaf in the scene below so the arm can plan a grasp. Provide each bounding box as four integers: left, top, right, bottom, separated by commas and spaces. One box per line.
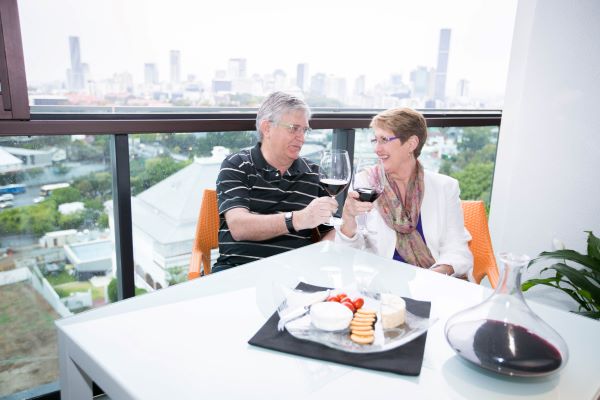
529, 250, 600, 273
556, 287, 592, 310
521, 278, 558, 292
574, 310, 600, 319
586, 231, 600, 262
546, 263, 600, 306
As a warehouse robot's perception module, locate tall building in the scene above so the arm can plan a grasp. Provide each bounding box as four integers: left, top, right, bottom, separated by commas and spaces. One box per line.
296, 63, 309, 92
170, 50, 181, 84
410, 66, 430, 98
310, 73, 326, 97
456, 79, 470, 97
66, 36, 85, 91
434, 28, 451, 101
327, 77, 347, 102
273, 69, 286, 91
354, 75, 366, 95
228, 58, 247, 79
144, 63, 159, 85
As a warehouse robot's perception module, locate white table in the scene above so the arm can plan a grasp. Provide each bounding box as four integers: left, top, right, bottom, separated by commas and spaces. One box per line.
56, 242, 600, 400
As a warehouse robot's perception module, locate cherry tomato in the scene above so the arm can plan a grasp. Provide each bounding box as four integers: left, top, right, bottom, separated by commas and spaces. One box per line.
341, 300, 356, 313
337, 293, 348, 302
353, 297, 365, 310
327, 296, 340, 302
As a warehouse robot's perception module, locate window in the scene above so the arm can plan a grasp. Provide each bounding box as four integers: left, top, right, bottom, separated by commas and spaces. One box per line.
354, 125, 499, 208
126, 129, 336, 289
18, 0, 516, 111
0, 134, 116, 396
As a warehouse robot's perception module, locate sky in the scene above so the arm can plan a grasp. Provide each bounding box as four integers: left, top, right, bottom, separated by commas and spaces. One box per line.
18, 0, 518, 98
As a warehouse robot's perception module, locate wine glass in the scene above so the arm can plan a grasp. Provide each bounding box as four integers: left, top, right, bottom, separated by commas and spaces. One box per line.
352, 157, 385, 234
318, 149, 351, 226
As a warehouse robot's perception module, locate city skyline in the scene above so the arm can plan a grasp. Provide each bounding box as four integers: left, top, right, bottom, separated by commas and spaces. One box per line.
47, 28, 492, 109
18, 0, 517, 100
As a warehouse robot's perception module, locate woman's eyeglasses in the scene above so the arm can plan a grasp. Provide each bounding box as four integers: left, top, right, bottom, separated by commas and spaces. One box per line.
370, 136, 401, 145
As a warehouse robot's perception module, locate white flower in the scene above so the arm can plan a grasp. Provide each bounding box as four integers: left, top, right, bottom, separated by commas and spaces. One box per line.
552, 238, 566, 251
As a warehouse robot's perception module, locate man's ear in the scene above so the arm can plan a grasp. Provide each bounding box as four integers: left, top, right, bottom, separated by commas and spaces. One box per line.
260, 119, 271, 140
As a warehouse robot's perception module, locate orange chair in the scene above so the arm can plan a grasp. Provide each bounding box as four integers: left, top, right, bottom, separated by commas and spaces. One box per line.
188, 189, 219, 280
461, 200, 499, 288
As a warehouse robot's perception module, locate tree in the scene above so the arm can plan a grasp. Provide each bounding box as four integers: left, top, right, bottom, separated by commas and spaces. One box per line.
50, 187, 82, 205
58, 211, 85, 230
97, 213, 109, 229
5, 202, 60, 235
458, 127, 491, 153
108, 278, 148, 302
451, 162, 495, 205
108, 278, 118, 303
130, 156, 191, 195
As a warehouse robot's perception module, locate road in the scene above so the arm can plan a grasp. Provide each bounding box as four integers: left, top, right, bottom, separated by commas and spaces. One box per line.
4, 162, 109, 208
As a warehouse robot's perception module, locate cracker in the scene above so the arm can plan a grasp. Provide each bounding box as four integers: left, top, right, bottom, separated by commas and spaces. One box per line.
352, 316, 375, 322
356, 309, 376, 316
350, 333, 374, 344
350, 320, 373, 327
351, 328, 375, 336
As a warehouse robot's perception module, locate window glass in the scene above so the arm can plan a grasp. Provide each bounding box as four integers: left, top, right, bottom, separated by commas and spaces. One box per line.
0, 135, 115, 396
18, 0, 516, 111
355, 125, 499, 209
127, 129, 332, 289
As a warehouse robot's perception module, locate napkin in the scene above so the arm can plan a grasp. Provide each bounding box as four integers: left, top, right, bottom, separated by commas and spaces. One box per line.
248, 282, 431, 376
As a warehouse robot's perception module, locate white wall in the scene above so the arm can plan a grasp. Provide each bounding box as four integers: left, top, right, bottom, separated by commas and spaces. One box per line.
489, 0, 600, 307
491, 0, 600, 255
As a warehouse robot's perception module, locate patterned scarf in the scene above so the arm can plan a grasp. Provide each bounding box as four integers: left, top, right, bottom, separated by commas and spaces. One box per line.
370, 161, 436, 268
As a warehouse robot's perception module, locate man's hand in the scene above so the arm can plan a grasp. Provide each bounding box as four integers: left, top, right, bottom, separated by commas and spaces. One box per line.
293, 196, 339, 231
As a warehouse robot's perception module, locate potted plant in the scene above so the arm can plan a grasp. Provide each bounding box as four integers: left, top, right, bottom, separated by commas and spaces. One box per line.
522, 231, 600, 319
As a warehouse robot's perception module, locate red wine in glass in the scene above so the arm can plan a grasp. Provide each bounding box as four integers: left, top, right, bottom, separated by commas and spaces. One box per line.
320, 178, 349, 197
356, 187, 381, 203
318, 150, 351, 226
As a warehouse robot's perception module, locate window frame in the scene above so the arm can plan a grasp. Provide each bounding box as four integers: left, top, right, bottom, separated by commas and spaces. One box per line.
0, 0, 29, 120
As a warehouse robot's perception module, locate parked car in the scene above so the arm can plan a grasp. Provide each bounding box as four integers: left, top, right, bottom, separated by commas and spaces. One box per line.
33, 196, 45, 204
0, 193, 14, 202
0, 201, 14, 209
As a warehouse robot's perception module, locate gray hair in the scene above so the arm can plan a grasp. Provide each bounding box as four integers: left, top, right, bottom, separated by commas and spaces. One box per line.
255, 91, 311, 142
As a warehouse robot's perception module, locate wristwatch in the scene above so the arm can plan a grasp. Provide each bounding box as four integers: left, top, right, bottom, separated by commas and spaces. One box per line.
284, 212, 296, 233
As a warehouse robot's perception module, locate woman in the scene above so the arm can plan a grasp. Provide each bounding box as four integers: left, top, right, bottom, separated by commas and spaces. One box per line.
337, 107, 473, 277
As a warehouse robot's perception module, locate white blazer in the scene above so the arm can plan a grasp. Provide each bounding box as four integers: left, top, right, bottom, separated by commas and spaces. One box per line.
336, 170, 473, 276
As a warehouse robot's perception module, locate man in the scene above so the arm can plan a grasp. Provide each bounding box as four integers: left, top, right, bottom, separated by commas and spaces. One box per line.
213, 91, 339, 272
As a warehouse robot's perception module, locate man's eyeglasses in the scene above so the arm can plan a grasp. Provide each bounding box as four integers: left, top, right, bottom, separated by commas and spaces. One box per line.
370, 136, 401, 145
273, 121, 312, 136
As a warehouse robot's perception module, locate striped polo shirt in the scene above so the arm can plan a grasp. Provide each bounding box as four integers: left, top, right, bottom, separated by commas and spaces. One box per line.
214, 143, 333, 270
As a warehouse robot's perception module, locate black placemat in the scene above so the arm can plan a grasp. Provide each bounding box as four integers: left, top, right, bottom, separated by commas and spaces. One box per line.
248, 282, 432, 376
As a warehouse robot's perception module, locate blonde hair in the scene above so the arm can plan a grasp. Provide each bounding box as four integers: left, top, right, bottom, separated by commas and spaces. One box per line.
370, 108, 427, 157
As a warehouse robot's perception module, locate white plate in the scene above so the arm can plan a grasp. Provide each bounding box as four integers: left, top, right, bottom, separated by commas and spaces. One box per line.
280, 290, 437, 354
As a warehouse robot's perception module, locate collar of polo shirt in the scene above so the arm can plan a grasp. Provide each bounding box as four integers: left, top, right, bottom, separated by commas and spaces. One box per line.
251, 143, 311, 176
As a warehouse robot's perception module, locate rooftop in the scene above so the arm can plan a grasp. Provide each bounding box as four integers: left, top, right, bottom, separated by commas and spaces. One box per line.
0, 147, 23, 168
65, 239, 112, 263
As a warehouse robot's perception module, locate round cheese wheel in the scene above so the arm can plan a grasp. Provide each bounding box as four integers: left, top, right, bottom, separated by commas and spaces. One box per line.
381, 294, 406, 329
310, 302, 353, 331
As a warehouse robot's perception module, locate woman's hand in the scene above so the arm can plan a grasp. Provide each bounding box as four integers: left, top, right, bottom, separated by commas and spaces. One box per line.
430, 264, 455, 276
340, 191, 374, 237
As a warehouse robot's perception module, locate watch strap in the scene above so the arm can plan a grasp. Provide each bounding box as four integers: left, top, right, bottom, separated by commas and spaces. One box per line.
285, 212, 296, 233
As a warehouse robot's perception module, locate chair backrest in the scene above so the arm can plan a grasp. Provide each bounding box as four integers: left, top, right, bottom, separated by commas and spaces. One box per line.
461, 200, 499, 288
188, 189, 219, 279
